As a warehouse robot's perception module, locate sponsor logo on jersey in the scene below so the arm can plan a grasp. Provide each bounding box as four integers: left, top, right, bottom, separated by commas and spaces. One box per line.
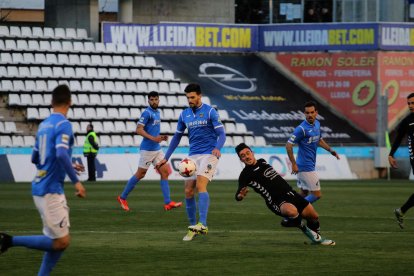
62, 134, 69, 144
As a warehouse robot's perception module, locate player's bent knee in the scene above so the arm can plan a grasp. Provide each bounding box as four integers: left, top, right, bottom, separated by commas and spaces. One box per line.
53, 235, 71, 251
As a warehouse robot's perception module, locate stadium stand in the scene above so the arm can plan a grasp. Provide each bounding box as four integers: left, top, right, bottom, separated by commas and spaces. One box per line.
0, 25, 263, 148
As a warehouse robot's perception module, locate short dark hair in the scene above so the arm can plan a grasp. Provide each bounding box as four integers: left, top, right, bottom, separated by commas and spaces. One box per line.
304, 101, 317, 110
148, 91, 159, 99
407, 93, 414, 100
52, 84, 71, 106
184, 83, 201, 95
87, 123, 94, 130
235, 143, 252, 157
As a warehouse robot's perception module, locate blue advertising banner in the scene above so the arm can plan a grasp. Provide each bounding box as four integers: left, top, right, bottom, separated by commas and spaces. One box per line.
102, 22, 258, 52
379, 23, 414, 50
259, 23, 379, 51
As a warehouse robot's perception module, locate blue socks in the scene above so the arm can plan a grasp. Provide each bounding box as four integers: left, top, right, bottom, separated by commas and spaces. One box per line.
198, 192, 210, 226
121, 175, 139, 199
38, 250, 63, 276
305, 194, 319, 203
12, 235, 54, 251
185, 197, 197, 225
160, 179, 171, 204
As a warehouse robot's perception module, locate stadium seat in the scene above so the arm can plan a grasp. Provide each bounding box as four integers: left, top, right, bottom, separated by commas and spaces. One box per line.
107, 108, 119, 119
64, 67, 76, 79
0, 26, 9, 37
51, 41, 62, 52
23, 53, 35, 64
127, 44, 139, 53
122, 135, 134, 146
69, 80, 82, 92
112, 94, 124, 106
62, 41, 74, 52
170, 82, 181, 93
11, 53, 22, 64
152, 69, 163, 80
24, 80, 35, 92
114, 121, 127, 133
0, 66, 7, 78
8, 94, 20, 106
177, 96, 187, 107
93, 81, 104, 92
5, 121, 18, 133
126, 121, 137, 132
141, 69, 152, 79
225, 122, 237, 134
85, 108, 97, 119
32, 27, 43, 38
133, 135, 143, 145
134, 95, 145, 106
130, 108, 141, 119
163, 108, 174, 120
39, 40, 51, 52
111, 135, 123, 146
77, 28, 88, 39
233, 136, 245, 146
180, 136, 189, 146
137, 82, 148, 92
86, 67, 98, 79
7, 66, 18, 77
107, 68, 118, 79
13, 80, 25, 92
36, 80, 48, 92
103, 121, 115, 133
244, 136, 255, 146
66, 28, 77, 39
54, 28, 66, 39
4, 40, 16, 50
32, 94, 44, 106
130, 68, 141, 79
116, 43, 128, 53
83, 41, 95, 53
123, 56, 135, 67
96, 108, 108, 119
39, 108, 51, 119
75, 67, 87, 79
28, 40, 40, 51
82, 80, 93, 92
103, 81, 115, 93
41, 67, 53, 78
235, 123, 249, 134
125, 82, 136, 92
53, 67, 65, 78
147, 82, 158, 92
145, 56, 157, 67
94, 122, 104, 133
1, 80, 12, 91
0, 136, 12, 147
19, 66, 31, 78
98, 68, 109, 79
16, 40, 28, 51
43, 27, 55, 38
10, 26, 21, 37
23, 136, 35, 147
73, 108, 85, 119
218, 110, 230, 120
78, 94, 91, 106
123, 95, 134, 106
106, 43, 117, 53
69, 54, 80, 65
100, 135, 112, 146
95, 43, 106, 53
102, 55, 113, 66
30, 66, 42, 78
114, 81, 126, 93
34, 53, 46, 64
0, 40, 4, 50
76, 135, 85, 146
46, 54, 58, 64
100, 94, 111, 106
67, 108, 74, 119
79, 55, 91, 66
20, 94, 32, 106
12, 136, 24, 147
27, 108, 39, 120
255, 136, 267, 146
167, 96, 179, 107
119, 68, 131, 80
158, 82, 170, 93
43, 94, 51, 105
224, 136, 234, 147
134, 56, 146, 67
118, 108, 130, 119
160, 122, 171, 133
163, 70, 175, 80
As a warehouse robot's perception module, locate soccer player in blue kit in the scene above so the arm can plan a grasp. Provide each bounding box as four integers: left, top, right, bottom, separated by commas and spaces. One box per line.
156, 83, 226, 241
117, 91, 182, 211
286, 101, 339, 203
0, 84, 86, 275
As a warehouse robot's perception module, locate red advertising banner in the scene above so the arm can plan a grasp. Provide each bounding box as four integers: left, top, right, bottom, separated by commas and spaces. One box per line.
378, 52, 414, 127
276, 52, 378, 133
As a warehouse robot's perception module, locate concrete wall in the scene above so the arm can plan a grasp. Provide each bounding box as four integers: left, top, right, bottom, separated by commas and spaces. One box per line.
131, 0, 235, 24
45, 0, 99, 40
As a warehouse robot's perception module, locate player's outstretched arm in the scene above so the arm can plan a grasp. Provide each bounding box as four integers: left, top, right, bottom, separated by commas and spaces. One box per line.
319, 139, 340, 160
285, 143, 299, 174
75, 182, 86, 198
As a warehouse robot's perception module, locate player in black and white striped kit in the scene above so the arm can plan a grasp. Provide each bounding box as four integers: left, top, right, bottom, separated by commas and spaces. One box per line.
235, 143, 335, 245
389, 93, 414, 229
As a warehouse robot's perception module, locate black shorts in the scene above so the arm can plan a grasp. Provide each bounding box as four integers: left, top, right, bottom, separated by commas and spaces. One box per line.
268, 190, 309, 216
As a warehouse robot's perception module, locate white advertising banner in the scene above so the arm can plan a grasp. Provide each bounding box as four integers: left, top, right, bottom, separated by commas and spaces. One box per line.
7, 153, 354, 182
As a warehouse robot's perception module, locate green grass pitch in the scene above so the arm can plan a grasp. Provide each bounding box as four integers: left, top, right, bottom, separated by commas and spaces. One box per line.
1, 179, 414, 275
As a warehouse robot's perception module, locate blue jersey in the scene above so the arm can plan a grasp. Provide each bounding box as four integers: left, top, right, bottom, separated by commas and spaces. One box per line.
287, 120, 322, 172
138, 106, 161, 151
32, 113, 75, 196
177, 103, 224, 155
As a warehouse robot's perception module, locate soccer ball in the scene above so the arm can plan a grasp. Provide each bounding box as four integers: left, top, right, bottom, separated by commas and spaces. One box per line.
178, 158, 196, 177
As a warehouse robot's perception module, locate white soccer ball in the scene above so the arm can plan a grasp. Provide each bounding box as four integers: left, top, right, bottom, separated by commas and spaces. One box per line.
178, 158, 196, 177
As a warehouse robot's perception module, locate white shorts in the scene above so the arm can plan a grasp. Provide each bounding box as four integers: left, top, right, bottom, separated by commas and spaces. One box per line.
33, 194, 70, 239
138, 150, 164, 169
297, 171, 320, 192
187, 154, 219, 181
